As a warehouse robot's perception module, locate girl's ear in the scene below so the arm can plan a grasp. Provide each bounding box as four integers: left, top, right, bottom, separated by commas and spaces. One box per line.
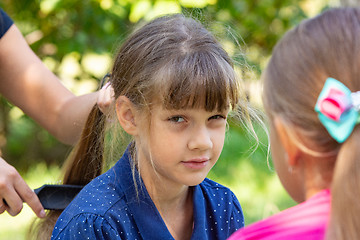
116, 96, 138, 136
273, 116, 301, 167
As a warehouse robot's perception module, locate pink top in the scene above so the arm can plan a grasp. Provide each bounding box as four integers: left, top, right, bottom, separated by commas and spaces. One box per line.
228, 189, 330, 240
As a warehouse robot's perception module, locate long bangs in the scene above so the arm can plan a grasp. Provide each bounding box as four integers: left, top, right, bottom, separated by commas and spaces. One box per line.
156, 51, 239, 112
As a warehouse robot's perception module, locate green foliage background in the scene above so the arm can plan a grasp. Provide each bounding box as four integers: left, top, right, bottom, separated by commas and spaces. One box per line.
0, 0, 338, 239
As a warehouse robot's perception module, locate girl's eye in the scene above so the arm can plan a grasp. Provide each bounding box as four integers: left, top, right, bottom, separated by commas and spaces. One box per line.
168, 116, 185, 123
209, 115, 226, 121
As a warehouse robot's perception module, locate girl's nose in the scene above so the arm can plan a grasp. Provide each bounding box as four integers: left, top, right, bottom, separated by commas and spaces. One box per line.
187, 126, 213, 151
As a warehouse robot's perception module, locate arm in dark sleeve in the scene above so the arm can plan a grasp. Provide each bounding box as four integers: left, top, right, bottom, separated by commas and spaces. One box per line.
0, 8, 14, 38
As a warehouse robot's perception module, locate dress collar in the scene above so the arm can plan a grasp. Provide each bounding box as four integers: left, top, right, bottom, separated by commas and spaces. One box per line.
115, 147, 174, 239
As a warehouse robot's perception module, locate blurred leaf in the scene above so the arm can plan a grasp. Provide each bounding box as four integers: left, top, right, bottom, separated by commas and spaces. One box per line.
129, 0, 151, 22
180, 0, 217, 8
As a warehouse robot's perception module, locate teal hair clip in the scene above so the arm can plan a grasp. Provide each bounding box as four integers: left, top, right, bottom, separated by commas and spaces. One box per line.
315, 78, 360, 143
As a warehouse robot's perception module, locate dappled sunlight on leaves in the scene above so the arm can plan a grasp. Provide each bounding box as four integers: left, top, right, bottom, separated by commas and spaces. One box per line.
81, 53, 112, 79
180, 0, 217, 8
129, 0, 152, 22
40, 0, 61, 15
58, 52, 82, 79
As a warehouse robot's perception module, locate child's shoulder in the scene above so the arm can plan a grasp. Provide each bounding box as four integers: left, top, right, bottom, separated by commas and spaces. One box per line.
199, 178, 241, 209
195, 178, 245, 232
200, 178, 237, 197
52, 169, 132, 238
58, 167, 128, 220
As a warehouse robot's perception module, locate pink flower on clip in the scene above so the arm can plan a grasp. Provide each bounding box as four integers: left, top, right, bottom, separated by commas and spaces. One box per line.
319, 88, 352, 122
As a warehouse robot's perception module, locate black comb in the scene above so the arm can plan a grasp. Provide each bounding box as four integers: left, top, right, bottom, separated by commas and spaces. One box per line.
34, 184, 84, 210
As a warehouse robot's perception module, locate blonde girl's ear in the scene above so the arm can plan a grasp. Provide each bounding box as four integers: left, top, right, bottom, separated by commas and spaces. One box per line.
273, 116, 301, 167
116, 96, 138, 136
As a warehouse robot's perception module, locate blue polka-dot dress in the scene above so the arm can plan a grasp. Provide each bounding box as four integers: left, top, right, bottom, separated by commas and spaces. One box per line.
51, 147, 244, 240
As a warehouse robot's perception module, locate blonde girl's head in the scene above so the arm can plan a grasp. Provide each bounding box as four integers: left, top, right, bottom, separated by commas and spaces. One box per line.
262, 7, 360, 240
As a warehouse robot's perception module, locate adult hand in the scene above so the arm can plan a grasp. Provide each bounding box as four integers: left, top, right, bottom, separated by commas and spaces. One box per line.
0, 157, 45, 218
97, 82, 115, 115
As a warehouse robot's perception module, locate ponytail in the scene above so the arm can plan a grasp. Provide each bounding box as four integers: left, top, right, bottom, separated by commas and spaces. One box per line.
326, 127, 360, 240
63, 105, 105, 185
28, 105, 106, 240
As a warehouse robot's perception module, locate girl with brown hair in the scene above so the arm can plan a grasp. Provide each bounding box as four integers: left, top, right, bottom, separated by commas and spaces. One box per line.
229, 7, 360, 240
33, 14, 256, 239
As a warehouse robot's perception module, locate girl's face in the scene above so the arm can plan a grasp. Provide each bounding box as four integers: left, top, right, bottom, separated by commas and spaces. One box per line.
136, 104, 229, 188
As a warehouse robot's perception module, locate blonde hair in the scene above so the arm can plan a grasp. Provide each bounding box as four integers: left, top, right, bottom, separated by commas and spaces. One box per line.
29, 14, 254, 239
263, 7, 360, 240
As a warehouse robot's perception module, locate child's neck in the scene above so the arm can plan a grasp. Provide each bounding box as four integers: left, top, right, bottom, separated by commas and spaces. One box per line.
141, 168, 194, 239
152, 185, 194, 240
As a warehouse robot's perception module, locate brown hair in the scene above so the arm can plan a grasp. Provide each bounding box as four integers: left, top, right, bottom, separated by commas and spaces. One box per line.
263, 7, 360, 240
29, 14, 252, 239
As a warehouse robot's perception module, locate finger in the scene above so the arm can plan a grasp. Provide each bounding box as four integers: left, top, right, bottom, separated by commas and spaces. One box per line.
101, 81, 111, 90
97, 88, 108, 112
0, 201, 5, 214
98, 84, 115, 114
2, 188, 23, 216
104, 87, 114, 106
101, 86, 113, 105
0, 163, 24, 216
14, 176, 45, 218
103, 87, 111, 104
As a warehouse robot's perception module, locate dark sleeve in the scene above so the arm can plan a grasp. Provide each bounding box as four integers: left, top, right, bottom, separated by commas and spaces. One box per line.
0, 8, 14, 39
52, 214, 121, 240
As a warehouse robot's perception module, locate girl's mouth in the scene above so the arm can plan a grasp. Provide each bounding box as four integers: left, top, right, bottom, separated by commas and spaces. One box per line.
181, 159, 209, 169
